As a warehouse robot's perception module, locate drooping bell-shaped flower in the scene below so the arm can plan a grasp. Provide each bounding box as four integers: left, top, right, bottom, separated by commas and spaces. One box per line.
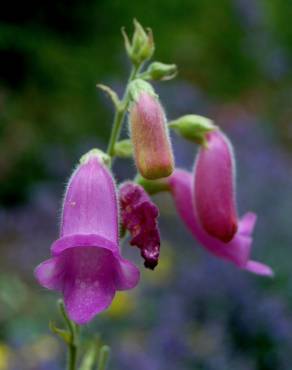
35, 150, 140, 324
194, 130, 238, 242
129, 80, 174, 179
119, 182, 160, 270
168, 169, 273, 276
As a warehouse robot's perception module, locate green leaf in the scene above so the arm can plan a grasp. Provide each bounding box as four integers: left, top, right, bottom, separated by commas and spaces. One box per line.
97, 345, 111, 370
79, 342, 98, 370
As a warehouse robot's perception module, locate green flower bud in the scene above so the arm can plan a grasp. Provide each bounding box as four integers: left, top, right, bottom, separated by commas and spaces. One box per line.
122, 19, 155, 65
143, 62, 177, 81
169, 115, 216, 145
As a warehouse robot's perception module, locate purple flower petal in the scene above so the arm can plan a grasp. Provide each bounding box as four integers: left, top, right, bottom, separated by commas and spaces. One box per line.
35, 151, 140, 324
35, 258, 63, 290
61, 247, 116, 324
35, 245, 140, 324
169, 169, 273, 276
245, 260, 274, 276
120, 182, 160, 270
61, 155, 119, 244
237, 212, 257, 236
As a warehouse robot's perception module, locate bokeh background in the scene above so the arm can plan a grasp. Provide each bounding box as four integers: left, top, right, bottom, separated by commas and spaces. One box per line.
0, 0, 292, 369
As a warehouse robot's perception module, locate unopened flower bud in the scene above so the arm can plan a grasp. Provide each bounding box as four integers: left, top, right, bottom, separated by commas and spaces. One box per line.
129, 80, 174, 179
143, 62, 177, 81
194, 130, 238, 242
122, 19, 154, 65
169, 115, 216, 145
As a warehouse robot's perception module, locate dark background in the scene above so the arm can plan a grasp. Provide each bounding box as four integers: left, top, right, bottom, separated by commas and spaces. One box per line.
0, 1, 291, 369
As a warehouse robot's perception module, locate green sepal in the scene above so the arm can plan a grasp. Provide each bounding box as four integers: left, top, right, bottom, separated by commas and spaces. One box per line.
169, 114, 216, 145
114, 139, 133, 158
135, 174, 171, 195
49, 321, 72, 345
121, 27, 132, 59
141, 62, 177, 81
80, 149, 111, 168
128, 79, 157, 103
97, 84, 121, 110
121, 19, 155, 65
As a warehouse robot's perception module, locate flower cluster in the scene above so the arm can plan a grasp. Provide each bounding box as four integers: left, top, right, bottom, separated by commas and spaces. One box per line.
35, 20, 273, 329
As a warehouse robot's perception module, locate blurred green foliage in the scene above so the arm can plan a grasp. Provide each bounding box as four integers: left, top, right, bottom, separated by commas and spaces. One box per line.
0, 2, 291, 369
0, 0, 291, 206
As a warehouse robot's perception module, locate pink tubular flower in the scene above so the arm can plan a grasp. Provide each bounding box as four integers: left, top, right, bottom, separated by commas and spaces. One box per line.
35, 151, 140, 325
130, 91, 174, 180
119, 182, 160, 270
194, 130, 238, 242
169, 169, 273, 276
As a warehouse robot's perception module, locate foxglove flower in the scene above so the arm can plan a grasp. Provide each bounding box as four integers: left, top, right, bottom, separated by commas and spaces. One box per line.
129, 84, 174, 179
169, 169, 273, 276
35, 151, 140, 324
119, 182, 160, 269
194, 130, 238, 242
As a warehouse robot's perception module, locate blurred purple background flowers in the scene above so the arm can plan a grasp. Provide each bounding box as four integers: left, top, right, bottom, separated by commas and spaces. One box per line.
0, 0, 291, 368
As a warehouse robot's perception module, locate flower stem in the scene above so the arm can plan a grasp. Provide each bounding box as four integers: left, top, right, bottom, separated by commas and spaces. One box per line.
106, 63, 142, 159
58, 300, 79, 370
68, 343, 77, 370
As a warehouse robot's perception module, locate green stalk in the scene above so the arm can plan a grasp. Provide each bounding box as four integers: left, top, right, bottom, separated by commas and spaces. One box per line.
106, 64, 141, 159
58, 300, 79, 370
97, 345, 111, 370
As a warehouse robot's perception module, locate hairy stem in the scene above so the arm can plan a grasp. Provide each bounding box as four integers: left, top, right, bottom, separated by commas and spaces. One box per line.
106, 63, 141, 158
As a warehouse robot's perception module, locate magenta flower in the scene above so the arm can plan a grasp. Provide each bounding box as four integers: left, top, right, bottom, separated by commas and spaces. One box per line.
169, 169, 273, 276
194, 130, 238, 242
119, 182, 160, 270
130, 90, 174, 179
35, 151, 140, 324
